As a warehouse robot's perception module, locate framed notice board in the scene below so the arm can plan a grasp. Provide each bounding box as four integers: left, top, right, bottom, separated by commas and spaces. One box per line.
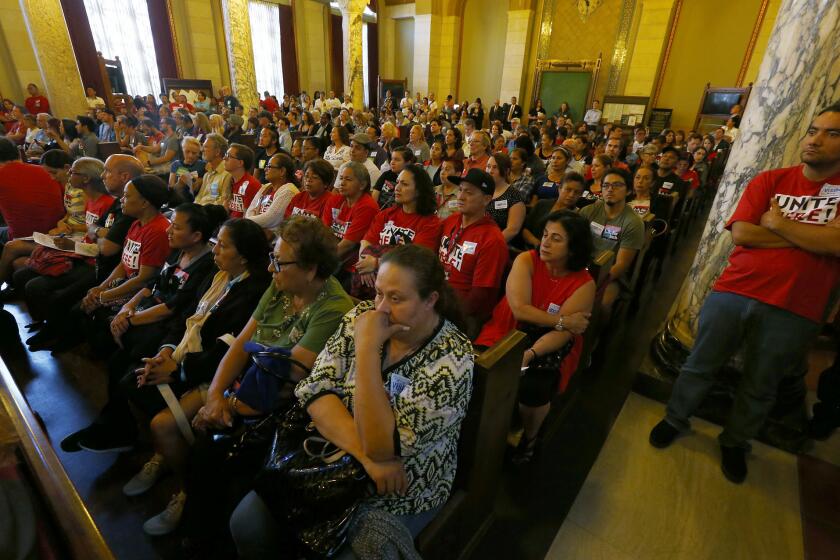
648, 108, 672, 134
601, 95, 649, 127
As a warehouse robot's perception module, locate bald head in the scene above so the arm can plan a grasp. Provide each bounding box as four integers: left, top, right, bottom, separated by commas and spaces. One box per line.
103, 154, 143, 195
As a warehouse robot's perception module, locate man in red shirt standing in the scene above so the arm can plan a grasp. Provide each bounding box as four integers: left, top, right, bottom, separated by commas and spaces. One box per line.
439, 168, 508, 325
24, 83, 50, 116
0, 138, 64, 243
259, 91, 279, 113
650, 103, 840, 483
225, 143, 260, 218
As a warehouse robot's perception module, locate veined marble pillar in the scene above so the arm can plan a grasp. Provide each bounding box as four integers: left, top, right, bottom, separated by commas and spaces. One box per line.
19, 0, 86, 117
654, 0, 840, 364
222, 0, 258, 110
337, 0, 366, 111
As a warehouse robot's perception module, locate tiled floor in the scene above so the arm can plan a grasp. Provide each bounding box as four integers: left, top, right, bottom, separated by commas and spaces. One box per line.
548, 393, 805, 560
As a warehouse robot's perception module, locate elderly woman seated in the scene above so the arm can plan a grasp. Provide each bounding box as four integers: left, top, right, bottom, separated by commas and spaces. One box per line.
167, 216, 355, 542
476, 211, 595, 464
229, 245, 475, 559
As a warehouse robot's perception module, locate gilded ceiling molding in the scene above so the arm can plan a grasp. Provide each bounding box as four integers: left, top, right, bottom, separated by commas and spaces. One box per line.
651, 0, 683, 107
605, 0, 636, 95
736, 0, 770, 87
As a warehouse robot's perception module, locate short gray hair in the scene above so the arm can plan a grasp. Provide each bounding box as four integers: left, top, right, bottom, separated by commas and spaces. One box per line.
73, 157, 107, 194
338, 161, 371, 191
204, 133, 228, 154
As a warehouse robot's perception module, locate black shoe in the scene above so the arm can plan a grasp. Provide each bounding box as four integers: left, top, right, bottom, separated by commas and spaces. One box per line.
25, 321, 44, 331
809, 403, 840, 440
511, 434, 537, 465
61, 425, 98, 453
78, 428, 135, 453
720, 444, 747, 484
26, 326, 59, 350
649, 420, 680, 448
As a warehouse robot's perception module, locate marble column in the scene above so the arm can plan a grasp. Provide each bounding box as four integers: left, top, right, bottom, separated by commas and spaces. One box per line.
221, 0, 258, 110
653, 0, 840, 368
18, 0, 86, 117
337, 0, 366, 111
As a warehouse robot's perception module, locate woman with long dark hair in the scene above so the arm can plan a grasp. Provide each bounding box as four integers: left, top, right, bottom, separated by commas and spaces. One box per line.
353, 164, 441, 297
244, 152, 300, 232
476, 211, 595, 464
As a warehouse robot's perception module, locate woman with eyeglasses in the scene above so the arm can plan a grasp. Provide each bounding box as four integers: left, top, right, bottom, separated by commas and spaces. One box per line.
284, 158, 334, 221
244, 153, 300, 234
178, 216, 353, 545
230, 244, 473, 558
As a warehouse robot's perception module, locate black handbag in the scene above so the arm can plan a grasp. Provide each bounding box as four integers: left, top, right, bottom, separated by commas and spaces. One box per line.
519, 323, 573, 371
211, 343, 310, 462
254, 404, 371, 558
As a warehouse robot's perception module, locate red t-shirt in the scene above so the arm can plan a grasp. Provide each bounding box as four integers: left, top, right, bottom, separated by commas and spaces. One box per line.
463, 154, 489, 174
363, 206, 442, 249
0, 162, 64, 239
681, 169, 700, 190
322, 193, 379, 270
120, 214, 171, 278
169, 102, 195, 113
25, 96, 50, 115
714, 165, 840, 323
438, 213, 508, 295
284, 191, 331, 220
83, 193, 116, 242
228, 173, 261, 218
260, 98, 279, 113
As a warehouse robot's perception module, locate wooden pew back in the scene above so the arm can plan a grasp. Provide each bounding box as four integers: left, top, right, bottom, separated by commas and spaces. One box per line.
416, 330, 528, 559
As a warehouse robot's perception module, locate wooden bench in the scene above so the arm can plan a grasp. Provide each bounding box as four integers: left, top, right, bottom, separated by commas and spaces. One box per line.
97, 141, 122, 161
416, 329, 528, 559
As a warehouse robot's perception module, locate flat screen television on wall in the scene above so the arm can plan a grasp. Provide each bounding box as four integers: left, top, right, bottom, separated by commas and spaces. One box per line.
701, 91, 741, 116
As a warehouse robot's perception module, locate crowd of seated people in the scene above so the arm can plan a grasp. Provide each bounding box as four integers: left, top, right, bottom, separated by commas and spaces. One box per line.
0, 83, 730, 555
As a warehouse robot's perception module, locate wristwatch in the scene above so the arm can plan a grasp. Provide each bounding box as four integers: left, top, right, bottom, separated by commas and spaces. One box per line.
554, 315, 565, 331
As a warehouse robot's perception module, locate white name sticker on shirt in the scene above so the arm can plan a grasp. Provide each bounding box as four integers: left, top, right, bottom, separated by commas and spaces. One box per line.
238, 181, 250, 195
370, 151, 377, 157
105, 213, 115, 228
590, 221, 605, 237
389, 373, 410, 397
819, 184, 840, 198
661, 181, 674, 191
414, 149, 422, 156
494, 199, 508, 210
543, 181, 555, 188
775, 193, 840, 225
462, 241, 477, 255
547, 303, 561, 314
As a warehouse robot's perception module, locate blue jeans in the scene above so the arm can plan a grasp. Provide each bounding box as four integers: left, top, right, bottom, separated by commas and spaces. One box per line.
665, 291, 820, 449
229, 490, 441, 559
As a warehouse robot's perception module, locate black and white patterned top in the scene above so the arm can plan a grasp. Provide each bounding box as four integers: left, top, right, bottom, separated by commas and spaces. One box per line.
295, 301, 474, 515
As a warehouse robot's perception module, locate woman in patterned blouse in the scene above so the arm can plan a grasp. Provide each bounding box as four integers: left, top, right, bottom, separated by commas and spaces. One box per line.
230, 244, 474, 557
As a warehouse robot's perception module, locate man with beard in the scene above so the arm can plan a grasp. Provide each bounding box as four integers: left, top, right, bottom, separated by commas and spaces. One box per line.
650, 103, 840, 484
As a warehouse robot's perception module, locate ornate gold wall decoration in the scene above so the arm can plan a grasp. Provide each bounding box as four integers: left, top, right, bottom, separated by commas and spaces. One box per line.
18, 0, 87, 117
222, 0, 258, 109
605, 0, 636, 94
577, 0, 604, 21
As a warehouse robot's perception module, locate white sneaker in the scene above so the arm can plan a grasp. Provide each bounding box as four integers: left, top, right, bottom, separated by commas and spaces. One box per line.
123, 454, 165, 497
143, 491, 186, 536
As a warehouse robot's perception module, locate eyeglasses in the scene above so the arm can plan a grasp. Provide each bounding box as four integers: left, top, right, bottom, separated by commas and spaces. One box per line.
264, 164, 283, 170
602, 182, 627, 190
269, 252, 297, 272
223, 153, 241, 160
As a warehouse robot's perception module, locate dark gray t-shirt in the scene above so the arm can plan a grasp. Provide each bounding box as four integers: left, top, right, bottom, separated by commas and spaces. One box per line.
580, 201, 645, 255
